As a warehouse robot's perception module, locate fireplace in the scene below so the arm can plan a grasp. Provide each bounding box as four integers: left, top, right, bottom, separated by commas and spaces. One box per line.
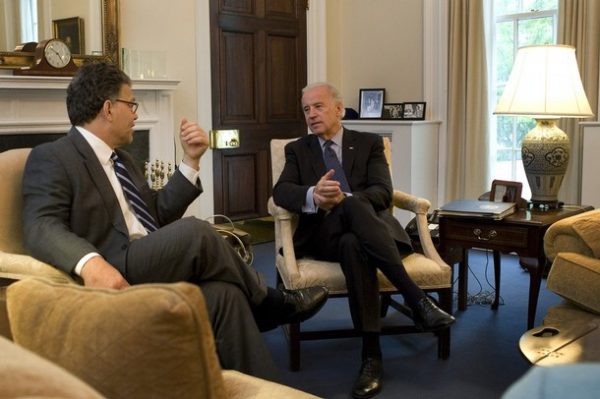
0, 74, 179, 167
0, 131, 150, 172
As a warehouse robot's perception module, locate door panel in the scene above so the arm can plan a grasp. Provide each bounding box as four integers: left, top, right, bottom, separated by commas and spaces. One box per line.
210, 0, 307, 220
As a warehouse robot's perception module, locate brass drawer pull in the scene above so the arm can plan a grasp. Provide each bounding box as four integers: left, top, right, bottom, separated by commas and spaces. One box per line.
473, 228, 497, 241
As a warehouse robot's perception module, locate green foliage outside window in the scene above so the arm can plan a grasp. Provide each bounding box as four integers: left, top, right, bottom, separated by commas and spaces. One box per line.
493, 0, 558, 181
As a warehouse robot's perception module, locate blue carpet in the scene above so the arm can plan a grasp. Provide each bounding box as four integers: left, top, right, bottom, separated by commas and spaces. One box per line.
252, 242, 563, 399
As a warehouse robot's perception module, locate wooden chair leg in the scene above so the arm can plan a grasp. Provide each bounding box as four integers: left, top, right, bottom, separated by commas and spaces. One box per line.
437, 327, 451, 359
288, 322, 301, 371
380, 293, 392, 317
436, 288, 453, 359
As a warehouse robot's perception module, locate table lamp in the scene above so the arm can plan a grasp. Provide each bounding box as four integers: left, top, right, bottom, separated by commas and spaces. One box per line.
494, 44, 594, 209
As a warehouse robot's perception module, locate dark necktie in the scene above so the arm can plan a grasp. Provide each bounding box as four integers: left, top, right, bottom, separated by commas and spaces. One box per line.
111, 152, 159, 233
323, 140, 351, 192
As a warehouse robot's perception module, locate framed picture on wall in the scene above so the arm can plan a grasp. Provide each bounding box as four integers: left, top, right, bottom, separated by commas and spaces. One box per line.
359, 88, 385, 119
53, 17, 85, 55
402, 102, 426, 120
382, 103, 404, 119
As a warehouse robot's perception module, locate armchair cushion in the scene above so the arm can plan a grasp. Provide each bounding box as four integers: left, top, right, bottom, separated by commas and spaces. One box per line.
0, 335, 105, 399
7, 278, 226, 399
546, 252, 600, 314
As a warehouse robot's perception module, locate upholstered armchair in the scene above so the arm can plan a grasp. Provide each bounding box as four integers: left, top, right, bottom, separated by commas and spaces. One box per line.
0, 148, 76, 284
543, 209, 600, 324
268, 138, 453, 371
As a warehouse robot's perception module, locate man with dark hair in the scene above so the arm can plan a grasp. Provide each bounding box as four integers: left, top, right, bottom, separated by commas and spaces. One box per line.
21, 62, 328, 381
273, 82, 455, 398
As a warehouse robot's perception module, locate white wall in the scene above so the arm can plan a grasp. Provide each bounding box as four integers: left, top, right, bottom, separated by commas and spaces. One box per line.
326, 0, 424, 111
120, 0, 213, 218
118, 0, 425, 218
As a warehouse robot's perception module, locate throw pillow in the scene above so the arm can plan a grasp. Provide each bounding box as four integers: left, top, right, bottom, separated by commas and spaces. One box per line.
6, 278, 225, 399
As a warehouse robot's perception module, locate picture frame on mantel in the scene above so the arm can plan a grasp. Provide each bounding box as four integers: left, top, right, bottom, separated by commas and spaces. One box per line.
402, 102, 426, 120
382, 103, 404, 120
359, 88, 385, 119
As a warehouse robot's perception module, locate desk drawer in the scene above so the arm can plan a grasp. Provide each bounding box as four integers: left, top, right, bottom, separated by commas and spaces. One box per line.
442, 220, 529, 249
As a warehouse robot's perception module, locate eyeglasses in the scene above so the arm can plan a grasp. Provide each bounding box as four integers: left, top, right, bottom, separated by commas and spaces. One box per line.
114, 99, 139, 113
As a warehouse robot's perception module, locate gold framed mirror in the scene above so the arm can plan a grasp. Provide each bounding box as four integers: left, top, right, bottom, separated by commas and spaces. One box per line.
0, 0, 119, 71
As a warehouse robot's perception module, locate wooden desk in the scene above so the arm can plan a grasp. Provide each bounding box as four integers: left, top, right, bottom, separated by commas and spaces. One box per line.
438, 204, 593, 329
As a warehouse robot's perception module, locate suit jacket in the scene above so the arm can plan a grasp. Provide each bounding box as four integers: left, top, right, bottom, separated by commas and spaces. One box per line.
21, 127, 201, 275
272, 128, 411, 257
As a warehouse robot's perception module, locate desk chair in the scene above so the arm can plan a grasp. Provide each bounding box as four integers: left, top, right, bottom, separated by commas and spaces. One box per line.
268, 137, 453, 371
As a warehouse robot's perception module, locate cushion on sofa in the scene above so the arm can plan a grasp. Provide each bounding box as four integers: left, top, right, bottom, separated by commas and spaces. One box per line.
544, 209, 600, 261
0, 335, 105, 398
547, 252, 600, 314
6, 278, 226, 399
571, 210, 600, 259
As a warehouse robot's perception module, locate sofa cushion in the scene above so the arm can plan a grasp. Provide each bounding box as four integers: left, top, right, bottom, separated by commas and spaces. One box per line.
6, 278, 226, 399
547, 252, 600, 314
0, 335, 105, 398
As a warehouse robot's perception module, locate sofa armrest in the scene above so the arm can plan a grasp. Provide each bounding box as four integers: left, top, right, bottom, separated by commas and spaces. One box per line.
547, 252, 600, 314
544, 209, 600, 261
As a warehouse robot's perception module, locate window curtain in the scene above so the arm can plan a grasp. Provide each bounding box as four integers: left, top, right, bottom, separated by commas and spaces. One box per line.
446, 0, 490, 201
557, 0, 600, 204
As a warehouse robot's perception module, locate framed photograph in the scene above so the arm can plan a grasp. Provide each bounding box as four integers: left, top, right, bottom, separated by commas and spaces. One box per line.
359, 88, 385, 119
402, 102, 426, 120
490, 179, 523, 203
382, 103, 404, 120
53, 17, 85, 55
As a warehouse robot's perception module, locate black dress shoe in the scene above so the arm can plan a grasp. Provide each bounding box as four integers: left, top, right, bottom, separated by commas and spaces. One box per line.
352, 357, 383, 399
280, 286, 329, 325
412, 296, 456, 331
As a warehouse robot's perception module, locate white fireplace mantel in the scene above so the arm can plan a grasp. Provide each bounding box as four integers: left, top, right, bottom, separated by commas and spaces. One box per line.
0, 75, 179, 163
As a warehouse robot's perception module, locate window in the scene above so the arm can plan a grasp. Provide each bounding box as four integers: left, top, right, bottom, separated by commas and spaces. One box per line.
19, 0, 38, 43
491, 0, 558, 199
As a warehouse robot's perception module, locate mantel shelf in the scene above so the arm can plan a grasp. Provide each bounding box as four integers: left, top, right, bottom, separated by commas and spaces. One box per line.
0, 75, 180, 91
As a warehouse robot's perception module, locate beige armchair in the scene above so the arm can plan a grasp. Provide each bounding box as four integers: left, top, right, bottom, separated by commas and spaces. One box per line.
268, 138, 453, 370
0, 148, 76, 284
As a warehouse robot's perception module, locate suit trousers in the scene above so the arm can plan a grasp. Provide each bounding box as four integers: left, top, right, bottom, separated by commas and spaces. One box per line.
123, 217, 276, 379
199, 281, 279, 381
310, 196, 422, 332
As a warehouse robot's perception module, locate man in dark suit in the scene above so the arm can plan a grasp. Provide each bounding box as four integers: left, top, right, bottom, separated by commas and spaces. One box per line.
273, 82, 455, 398
21, 62, 328, 381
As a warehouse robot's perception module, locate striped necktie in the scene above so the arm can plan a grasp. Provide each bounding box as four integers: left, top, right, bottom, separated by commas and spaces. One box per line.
323, 140, 351, 192
111, 152, 158, 233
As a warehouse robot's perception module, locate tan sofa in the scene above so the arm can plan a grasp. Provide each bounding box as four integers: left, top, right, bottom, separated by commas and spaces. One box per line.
543, 209, 600, 325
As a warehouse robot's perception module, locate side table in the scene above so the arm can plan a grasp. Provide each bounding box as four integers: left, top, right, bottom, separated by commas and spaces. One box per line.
438, 204, 593, 329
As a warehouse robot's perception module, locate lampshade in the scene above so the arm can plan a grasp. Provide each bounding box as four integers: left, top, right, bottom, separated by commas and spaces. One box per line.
494, 45, 594, 209
495, 45, 593, 118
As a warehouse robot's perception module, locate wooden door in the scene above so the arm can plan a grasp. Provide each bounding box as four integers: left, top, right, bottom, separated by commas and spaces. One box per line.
210, 0, 308, 220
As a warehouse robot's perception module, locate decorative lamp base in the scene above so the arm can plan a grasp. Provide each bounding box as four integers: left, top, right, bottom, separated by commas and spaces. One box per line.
521, 119, 569, 207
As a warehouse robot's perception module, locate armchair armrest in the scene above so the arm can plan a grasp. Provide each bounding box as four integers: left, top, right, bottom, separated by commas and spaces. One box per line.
0, 251, 77, 285
267, 197, 301, 287
544, 209, 600, 262
392, 191, 446, 267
